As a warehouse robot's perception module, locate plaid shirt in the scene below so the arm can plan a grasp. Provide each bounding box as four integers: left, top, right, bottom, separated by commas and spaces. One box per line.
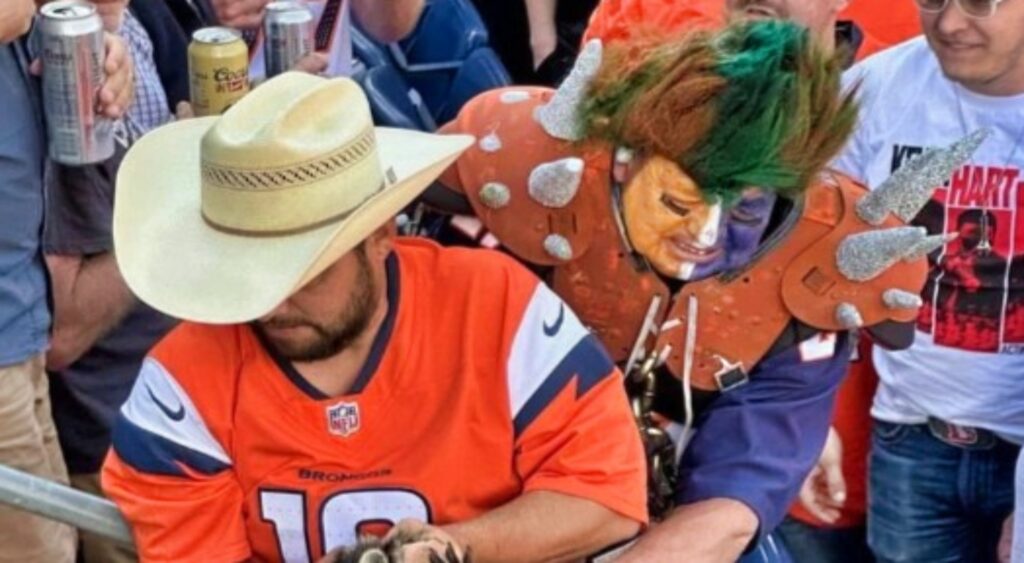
120, 10, 172, 133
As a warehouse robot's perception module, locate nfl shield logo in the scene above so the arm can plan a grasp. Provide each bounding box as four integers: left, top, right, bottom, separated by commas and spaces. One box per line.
326, 401, 360, 437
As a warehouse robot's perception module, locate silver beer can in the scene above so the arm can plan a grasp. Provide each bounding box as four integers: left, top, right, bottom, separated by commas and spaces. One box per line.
264, 1, 314, 78
39, 0, 115, 165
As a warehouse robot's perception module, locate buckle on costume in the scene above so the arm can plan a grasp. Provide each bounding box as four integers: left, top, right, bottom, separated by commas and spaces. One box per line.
713, 355, 749, 392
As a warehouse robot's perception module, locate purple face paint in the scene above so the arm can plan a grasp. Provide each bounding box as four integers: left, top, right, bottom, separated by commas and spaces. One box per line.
689, 192, 777, 280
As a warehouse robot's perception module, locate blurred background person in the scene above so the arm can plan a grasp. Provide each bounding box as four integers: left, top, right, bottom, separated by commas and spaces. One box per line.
0, 0, 132, 560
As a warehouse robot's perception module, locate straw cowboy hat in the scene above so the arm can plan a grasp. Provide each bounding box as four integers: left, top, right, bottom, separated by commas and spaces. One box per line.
113, 72, 473, 323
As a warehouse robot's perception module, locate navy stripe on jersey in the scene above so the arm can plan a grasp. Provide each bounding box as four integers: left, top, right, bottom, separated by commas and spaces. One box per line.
114, 357, 232, 476
112, 413, 231, 477
513, 333, 615, 437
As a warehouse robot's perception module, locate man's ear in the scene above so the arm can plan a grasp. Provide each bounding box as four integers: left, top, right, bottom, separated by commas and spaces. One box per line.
366, 224, 394, 260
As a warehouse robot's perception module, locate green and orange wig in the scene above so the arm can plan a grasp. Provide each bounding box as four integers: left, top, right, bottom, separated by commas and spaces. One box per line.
579, 19, 858, 204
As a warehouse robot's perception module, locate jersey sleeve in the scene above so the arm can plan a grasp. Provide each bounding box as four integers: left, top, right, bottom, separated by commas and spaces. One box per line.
101, 330, 250, 562
504, 281, 648, 526
675, 332, 850, 542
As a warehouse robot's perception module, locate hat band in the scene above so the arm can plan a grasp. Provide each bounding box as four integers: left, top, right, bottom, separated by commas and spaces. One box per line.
201, 128, 377, 192
202, 180, 385, 237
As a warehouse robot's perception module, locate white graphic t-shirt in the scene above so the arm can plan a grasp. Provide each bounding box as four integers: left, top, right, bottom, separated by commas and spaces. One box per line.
834, 37, 1024, 443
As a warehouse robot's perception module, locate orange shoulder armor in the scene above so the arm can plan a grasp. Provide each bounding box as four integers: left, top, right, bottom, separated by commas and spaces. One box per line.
658, 172, 932, 390
437, 87, 613, 266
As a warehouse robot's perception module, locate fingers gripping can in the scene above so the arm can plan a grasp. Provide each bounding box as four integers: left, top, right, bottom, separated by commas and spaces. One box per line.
189, 27, 250, 117
264, 2, 314, 78
39, 1, 115, 165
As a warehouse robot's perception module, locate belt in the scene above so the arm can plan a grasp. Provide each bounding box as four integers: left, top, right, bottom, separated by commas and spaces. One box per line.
926, 417, 1000, 450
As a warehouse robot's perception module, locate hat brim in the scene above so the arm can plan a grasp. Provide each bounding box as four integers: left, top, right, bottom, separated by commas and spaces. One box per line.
113, 117, 472, 324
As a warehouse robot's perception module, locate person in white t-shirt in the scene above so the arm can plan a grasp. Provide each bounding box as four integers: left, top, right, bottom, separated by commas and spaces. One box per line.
832, 0, 1024, 560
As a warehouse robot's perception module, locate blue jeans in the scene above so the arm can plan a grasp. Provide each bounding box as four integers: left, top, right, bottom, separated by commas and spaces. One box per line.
868, 420, 1019, 563
776, 517, 873, 563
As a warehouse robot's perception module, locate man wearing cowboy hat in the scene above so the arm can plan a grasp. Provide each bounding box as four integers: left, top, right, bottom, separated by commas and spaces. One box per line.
99, 72, 647, 562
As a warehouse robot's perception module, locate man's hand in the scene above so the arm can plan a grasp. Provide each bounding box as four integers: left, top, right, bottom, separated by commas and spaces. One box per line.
797, 426, 847, 524
91, 0, 129, 32
291, 52, 329, 75
319, 520, 469, 563
999, 513, 1013, 563
176, 101, 195, 120
32, 31, 134, 119
98, 32, 133, 118
0, 0, 35, 44
386, 520, 469, 563
212, 0, 269, 30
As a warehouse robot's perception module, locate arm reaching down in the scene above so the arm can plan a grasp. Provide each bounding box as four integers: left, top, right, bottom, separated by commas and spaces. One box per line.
46, 253, 136, 371
444, 490, 639, 563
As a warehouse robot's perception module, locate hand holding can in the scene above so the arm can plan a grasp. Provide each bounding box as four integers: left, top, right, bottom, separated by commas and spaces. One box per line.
263, 1, 314, 78
38, 0, 117, 165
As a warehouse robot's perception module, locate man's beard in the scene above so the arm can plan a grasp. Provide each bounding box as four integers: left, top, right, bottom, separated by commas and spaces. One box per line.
256, 248, 380, 362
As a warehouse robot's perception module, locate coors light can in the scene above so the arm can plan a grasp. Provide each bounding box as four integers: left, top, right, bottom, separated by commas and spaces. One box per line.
189, 27, 250, 117
264, 2, 314, 78
39, 1, 114, 165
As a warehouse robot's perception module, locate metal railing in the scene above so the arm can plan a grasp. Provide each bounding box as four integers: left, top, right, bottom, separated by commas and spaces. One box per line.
0, 464, 134, 547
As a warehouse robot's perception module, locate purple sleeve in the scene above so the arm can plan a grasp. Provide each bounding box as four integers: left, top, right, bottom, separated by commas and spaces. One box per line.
675, 332, 850, 541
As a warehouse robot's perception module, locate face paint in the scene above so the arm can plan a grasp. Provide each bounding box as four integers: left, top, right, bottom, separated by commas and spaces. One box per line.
678, 201, 722, 280
691, 190, 777, 279
622, 156, 776, 281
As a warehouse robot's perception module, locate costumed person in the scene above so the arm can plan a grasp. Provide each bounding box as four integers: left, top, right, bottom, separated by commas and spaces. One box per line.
100, 73, 647, 562
431, 19, 985, 561
581, 2, 921, 559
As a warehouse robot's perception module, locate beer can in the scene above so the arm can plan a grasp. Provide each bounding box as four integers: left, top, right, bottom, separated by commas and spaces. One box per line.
189, 27, 250, 117
39, 1, 114, 166
264, 2, 314, 78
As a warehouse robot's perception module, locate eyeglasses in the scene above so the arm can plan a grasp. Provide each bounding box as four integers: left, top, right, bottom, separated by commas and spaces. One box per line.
915, 0, 1008, 19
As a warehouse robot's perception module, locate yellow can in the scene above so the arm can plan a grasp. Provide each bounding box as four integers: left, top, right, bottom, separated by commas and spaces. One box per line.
189, 27, 250, 117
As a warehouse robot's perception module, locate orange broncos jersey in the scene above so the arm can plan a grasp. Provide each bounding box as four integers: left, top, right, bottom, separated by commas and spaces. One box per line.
102, 239, 647, 562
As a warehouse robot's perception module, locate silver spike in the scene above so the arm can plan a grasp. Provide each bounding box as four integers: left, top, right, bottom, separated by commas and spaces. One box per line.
856, 129, 990, 225
479, 182, 511, 209
534, 39, 603, 141
836, 303, 864, 329
528, 157, 585, 208
543, 234, 573, 261
904, 232, 957, 261
883, 289, 923, 309
836, 227, 927, 282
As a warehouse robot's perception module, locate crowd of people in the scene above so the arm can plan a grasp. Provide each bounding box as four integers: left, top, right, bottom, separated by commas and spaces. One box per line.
1, 0, 1023, 562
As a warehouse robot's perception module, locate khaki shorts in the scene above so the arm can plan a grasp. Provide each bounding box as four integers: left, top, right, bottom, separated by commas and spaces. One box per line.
0, 354, 76, 563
